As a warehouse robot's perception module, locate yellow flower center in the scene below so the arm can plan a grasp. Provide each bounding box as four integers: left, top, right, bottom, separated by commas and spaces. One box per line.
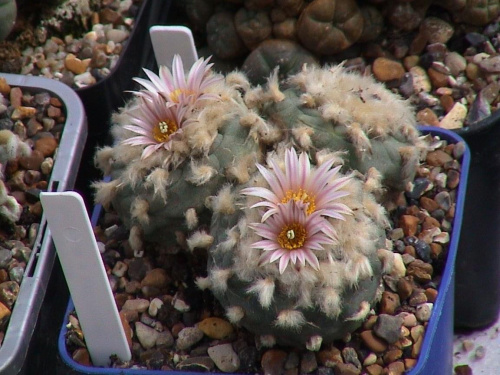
153, 119, 178, 143
170, 89, 196, 103
277, 223, 307, 250
282, 189, 316, 215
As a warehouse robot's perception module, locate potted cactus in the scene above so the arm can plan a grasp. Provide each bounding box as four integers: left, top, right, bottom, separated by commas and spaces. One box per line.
0, 73, 87, 375
54, 55, 469, 374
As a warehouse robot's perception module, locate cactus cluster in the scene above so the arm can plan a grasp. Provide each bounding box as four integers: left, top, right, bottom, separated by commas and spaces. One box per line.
0, 0, 16, 41
93, 55, 428, 347
0, 129, 32, 225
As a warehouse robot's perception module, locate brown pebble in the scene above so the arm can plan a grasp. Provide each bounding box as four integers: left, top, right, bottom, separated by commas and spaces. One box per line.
140, 268, 171, 289
360, 330, 388, 353
397, 278, 413, 301
366, 363, 384, 375
426, 150, 453, 167
18, 150, 44, 171
49, 97, 62, 107
424, 288, 438, 303
407, 260, 433, 283
416, 108, 439, 126
72, 348, 91, 366
65, 54, 90, 75
119, 311, 133, 349
440, 94, 455, 113
317, 346, 343, 367
447, 169, 460, 189
29, 202, 43, 218
430, 243, 443, 260
171, 322, 185, 338
198, 317, 234, 339
409, 291, 428, 306
386, 360, 405, 375
99, 8, 123, 25
372, 57, 405, 82
380, 291, 401, 315
399, 215, 419, 237
333, 362, 360, 374
427, 67, 448, 88
34, 137, 58, 157
411, 335, 424, 358
11, 106, 37, 120
261, 349, 287, 375
10, 87, 22, 107
383, 349, 402, 364
0, 301, 11, 325
422, 216, 440, 230
419, 197, 439, 212
0, 77, 10, 95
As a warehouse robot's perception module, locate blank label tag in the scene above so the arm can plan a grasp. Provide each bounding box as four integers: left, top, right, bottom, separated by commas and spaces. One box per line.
40, 192, 131, 366
149, 25, 198, 68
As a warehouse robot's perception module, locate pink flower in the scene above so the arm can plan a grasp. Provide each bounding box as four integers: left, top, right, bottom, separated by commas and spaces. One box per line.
121, 93, 190, 159
251, 200, 336, 274
133, 54, 222, 106
242, 148, 352, 222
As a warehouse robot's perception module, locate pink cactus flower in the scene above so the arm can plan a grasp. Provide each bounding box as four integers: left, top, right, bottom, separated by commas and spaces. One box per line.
242, 148, 352, 222
133, 54, 222, 106
121, 93, 190, 159
251, 200, 336, 274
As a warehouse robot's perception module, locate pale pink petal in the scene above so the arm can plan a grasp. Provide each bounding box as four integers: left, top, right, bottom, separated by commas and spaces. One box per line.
303, 250, 320, 270
279, 253, 291, 274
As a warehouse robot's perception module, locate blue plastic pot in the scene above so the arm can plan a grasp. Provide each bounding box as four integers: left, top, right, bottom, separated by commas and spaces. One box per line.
56, 126, 469, 375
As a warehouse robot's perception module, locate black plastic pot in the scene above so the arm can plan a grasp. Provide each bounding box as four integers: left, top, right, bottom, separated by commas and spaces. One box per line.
452, 110, 500, 329
74, 0, 173, 213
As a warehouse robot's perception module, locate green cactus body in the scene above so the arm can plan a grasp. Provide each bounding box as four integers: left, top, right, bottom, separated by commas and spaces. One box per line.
94, 79, 262, 246
246, 65, 426, 193
207, 163, 388, 348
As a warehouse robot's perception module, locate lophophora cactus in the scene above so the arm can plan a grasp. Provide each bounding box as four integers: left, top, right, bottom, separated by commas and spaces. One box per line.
244, 64, 427, 194
203, 147, 391, 348
93, 55, 428, 349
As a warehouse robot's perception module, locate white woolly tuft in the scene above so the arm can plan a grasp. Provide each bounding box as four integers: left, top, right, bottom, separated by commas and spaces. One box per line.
93, 146, 115, 176
315, 149, 346, 167
186, 230, 214, 251
399, 146, 420, 181
267, 68, 285, 102
246, 278, 275, 308
244, 86, 266, 109
363, 167, 383, 194
186, 127, 217, 156
345, 301, 371, 321
346, 255, 373, 285
211, 184, 236, 215
257, 335, 276, 349
299, 93, 316, 108
248, 118, 282, 144
319, 102, 350, 123
292, 126, 314, 150
195, 276, 212, 290
225, 71, 250, 92
92, 179, 120, 209
184, 208, 198, 230
216, 228, 239, 253
187, 161, 217, 186
146, 168, 169, 201
319, 288, 342, 318
131, 198, 149, 225
226, 306, 245, 324
346, 122, 372, 159
129, 225, 143, 257
377, 249, 395, 275
210, 268, 232, 293
274, 310, 306, 329
240, 111, 264, 128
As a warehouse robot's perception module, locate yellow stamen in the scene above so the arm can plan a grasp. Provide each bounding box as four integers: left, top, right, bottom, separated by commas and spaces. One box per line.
170, 89, 196, 103
282, 189, 316, 215
153, 119, 178, 143
278, 223, 307, 250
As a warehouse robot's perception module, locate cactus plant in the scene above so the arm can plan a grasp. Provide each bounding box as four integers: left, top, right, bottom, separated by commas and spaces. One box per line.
202, 147, 391, 348
0, 129, 32, 225
93, 55, 425, 248
244, 64, 427, 193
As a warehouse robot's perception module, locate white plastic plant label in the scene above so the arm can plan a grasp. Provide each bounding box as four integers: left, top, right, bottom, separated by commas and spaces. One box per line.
40, 192, 131, 366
